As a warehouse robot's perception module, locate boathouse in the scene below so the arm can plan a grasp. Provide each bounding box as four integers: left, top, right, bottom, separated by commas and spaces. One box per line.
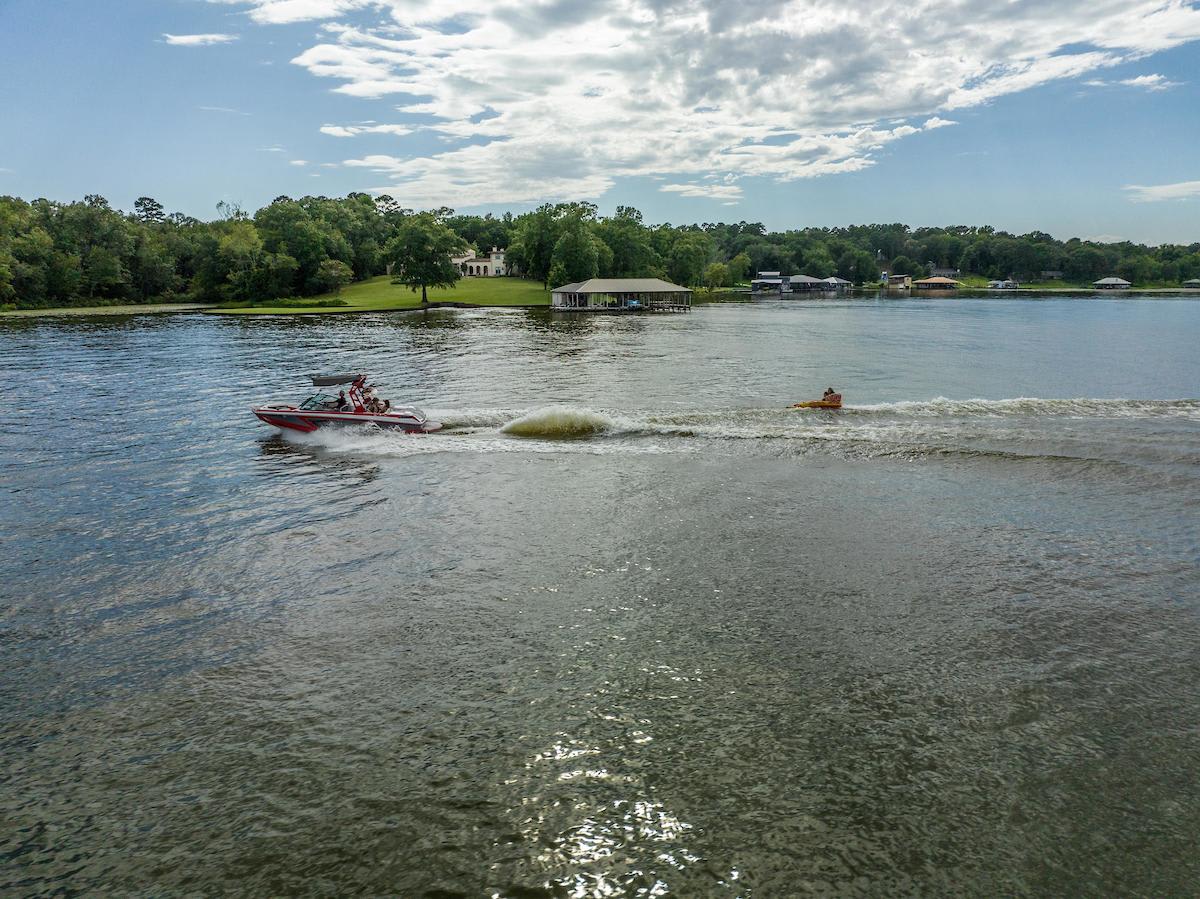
1094, 277, 1132, 289
551, 278, 692, 312
887, 274, 912, 288
914, 276, 962, 290
822, 276, 852, 289
1184, 279, 1200, 288
751, 271, 786, 293
789, 274, 825, 291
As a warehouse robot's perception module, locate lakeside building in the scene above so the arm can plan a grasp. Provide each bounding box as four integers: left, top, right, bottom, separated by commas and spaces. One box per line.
551, 278, 692, 312
914, 276, 962, 289
1183, 279, 1200, 288
1094, 277, 1132, 289
1041, 270, 1065, 280
822, 276, 852, 289
988, 279, 1019, 289
789, 274, 826, 291
928, 265, 960, 279
887, 274, 912, 288
451, 246, 513, 276
751, 271, 786, 293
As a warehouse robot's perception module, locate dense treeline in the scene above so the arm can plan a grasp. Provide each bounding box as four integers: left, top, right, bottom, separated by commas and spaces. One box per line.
2, 193, 1198, 309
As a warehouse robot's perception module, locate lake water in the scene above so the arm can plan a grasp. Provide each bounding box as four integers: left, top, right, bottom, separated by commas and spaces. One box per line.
2, 296, 1199, 895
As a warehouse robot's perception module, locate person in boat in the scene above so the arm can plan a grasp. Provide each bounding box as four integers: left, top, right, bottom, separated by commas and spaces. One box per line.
333, 390, 350, 411
381, 399, 391, 414
821, 387, 842, 405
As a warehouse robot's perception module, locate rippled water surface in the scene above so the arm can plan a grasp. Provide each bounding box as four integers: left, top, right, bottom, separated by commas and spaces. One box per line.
2, 296, 1199, 896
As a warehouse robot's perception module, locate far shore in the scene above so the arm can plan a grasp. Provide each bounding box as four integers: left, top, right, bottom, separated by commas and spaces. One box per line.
0, 302, 219, 318
5, 280, 1200, 318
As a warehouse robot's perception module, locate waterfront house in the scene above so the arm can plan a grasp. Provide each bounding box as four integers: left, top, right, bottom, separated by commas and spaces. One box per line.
1183, 279, 1200, 288
928, 265, 960, 279
887, 274, 912, 289
1094, 277, 1132, 289
987, 279, 1019, 289
789, 274, 825, 291
822, 276, 852, 289
914, 276, 962, 289
551, 278, 691, 312
452, 246, 512, 276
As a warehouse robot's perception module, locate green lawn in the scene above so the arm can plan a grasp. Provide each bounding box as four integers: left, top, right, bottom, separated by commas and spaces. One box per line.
209, 275, 549, 314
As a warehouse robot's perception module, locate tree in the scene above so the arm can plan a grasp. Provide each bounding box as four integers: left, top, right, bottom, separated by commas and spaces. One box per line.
889, 255, 921, 277
837, 249, 876, 285
667, 232, 714, 287
704, 262, 730, 288
133, 197, 165, 225
507, 204, 558, 287
726, 252, 751, 283
385, 212, 465, 304
547, 218, 599, 287
314, 258, 353, 296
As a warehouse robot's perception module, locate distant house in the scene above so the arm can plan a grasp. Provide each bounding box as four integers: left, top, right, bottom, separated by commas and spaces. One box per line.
887, 274, 912, 289
913, 276, 962, 290
1094, 277, 1132, 289
928, 264, 960, 279
822, 276, 852, 289
988, 279, 1019, 289
1183, 279, 1200, 288
1041, 270, 1064, 280
789, 274, 825, 291
452, 246, 512, 277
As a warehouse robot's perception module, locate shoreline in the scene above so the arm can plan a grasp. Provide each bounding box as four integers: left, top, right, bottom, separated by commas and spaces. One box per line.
5, 288, 1200, 318
0, 303, 219, 318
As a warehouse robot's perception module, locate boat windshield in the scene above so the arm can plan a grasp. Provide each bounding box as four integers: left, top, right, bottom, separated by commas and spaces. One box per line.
299, 392, 338, 410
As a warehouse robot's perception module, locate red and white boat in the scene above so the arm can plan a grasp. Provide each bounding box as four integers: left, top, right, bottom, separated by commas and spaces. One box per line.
252, 373, 442, 434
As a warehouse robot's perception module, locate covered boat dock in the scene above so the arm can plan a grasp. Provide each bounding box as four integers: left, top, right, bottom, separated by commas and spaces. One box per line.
551, 278, 692, 312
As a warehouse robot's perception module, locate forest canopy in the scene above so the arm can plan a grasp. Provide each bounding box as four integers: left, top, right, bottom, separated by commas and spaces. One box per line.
2, 192, 1198, 309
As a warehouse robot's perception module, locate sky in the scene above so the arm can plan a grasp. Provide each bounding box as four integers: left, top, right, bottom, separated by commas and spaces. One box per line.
1, 0, 1199, 244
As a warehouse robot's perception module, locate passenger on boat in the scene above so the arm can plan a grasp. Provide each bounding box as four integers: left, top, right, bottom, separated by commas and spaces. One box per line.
336, 390, 350, 411
381, 399, 391, 414
822, 387, 842, 404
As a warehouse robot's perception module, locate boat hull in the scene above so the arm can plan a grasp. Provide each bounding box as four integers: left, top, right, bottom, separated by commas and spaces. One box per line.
252, 407, 442, 433
790, 400, 842, 409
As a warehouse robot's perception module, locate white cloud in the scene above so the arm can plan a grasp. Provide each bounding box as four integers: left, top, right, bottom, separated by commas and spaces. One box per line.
320, 123, 413, 137
1118, 73, 1182, 90
660, 182, 743, 200
289, 159, 309, 166
212, 0, 1200, 206
1123, 179, 1200, 203
1085, 72, 1184, 90
198, 105, 251, 115
163, 33, 239, 46
258, 145, 288, 152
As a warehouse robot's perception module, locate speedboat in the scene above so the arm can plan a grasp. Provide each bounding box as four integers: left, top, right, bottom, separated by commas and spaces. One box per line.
252, 373, 442, 434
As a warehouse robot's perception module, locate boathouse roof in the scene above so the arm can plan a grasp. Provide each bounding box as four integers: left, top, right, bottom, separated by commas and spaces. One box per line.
571, 278, 691, 294
789, 274, 824, 284
551, 282, 584, 294
1093, 277, 1132, 286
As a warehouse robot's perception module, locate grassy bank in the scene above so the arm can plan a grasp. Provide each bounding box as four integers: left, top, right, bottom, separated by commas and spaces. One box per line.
209, 276, 549, 315
0, 302, 218, 317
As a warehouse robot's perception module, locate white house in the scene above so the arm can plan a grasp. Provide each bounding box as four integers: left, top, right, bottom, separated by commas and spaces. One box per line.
452, 246, 513, 277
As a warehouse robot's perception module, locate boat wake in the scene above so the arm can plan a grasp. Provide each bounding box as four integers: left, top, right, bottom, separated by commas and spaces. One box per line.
275, 398, 1200, 482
